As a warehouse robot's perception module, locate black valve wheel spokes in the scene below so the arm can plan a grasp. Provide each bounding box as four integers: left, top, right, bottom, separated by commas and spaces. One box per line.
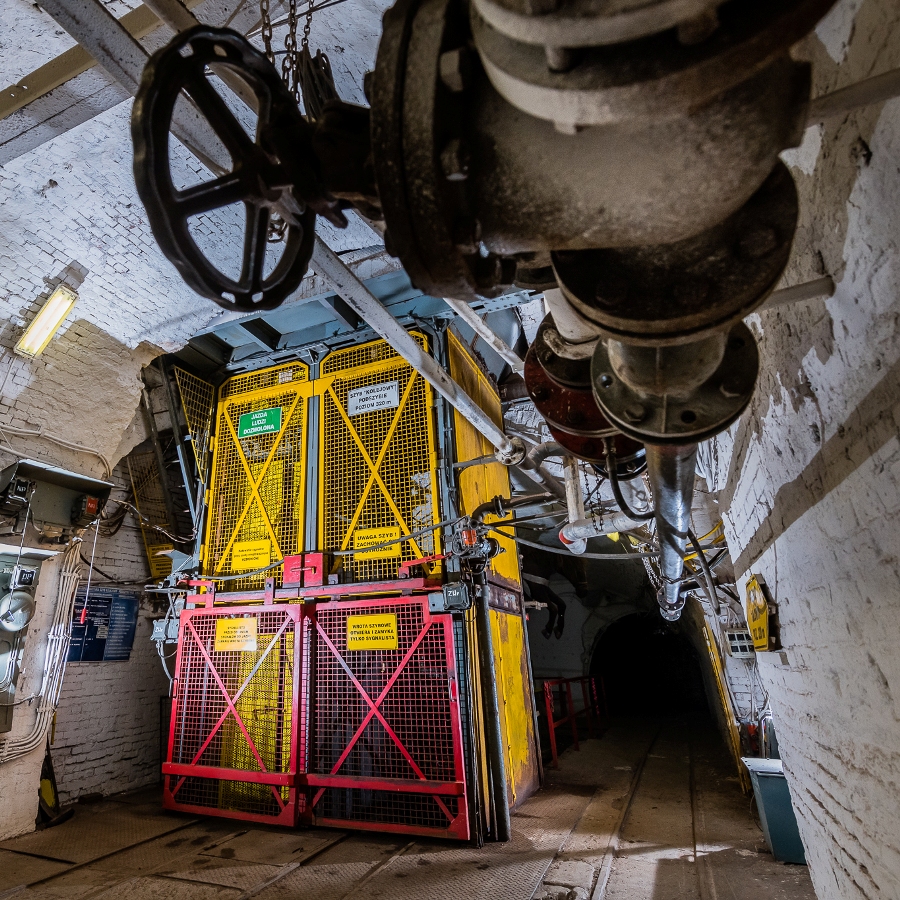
132, 26, 320, 311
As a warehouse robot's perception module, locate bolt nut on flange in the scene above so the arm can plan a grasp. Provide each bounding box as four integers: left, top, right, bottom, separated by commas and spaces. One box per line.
591, 322, 759, 445
495, 435, 528, 466
658, 588, 685, 621
439, 47, 475, 92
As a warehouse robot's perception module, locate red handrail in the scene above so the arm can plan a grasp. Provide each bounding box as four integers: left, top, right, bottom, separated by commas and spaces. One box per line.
542, 676, 606, 768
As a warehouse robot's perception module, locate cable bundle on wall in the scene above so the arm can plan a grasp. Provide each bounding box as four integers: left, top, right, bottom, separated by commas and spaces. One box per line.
0, 542, 81, 763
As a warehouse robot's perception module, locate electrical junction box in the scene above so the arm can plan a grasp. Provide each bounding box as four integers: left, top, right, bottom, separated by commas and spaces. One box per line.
0, 459, 112, 543
428, 582, 471, 613
724, 628, 756, 659
0, 545, 56, 733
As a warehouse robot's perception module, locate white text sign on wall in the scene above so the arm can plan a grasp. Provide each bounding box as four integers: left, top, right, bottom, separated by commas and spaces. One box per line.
347, 380, 401, 416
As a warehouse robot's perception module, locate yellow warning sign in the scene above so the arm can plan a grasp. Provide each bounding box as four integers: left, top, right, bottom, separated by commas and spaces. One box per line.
346, 613, 398, 651
352, 526, 402, 559
746, 574, 769, 652
215, 617, 258, 652
232, 539, 271, 571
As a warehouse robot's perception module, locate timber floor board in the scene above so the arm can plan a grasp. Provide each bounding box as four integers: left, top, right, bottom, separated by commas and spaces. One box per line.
0, 718, 818, 900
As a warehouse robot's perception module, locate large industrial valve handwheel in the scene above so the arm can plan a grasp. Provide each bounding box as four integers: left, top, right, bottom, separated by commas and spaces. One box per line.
132, 27, 330, 311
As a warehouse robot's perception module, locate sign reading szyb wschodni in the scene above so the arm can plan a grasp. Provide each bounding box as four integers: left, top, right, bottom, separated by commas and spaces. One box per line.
238, 406, 282, 438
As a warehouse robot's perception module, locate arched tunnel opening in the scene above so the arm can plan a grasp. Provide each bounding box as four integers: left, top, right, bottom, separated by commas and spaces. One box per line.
591, 613, 711, 718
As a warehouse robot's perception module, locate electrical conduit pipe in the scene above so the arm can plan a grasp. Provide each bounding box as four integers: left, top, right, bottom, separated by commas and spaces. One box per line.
0, 542, 81, 763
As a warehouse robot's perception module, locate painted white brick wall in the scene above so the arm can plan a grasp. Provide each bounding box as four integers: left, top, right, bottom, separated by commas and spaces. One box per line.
50, 462, 171, 805
706, 1, 900, 897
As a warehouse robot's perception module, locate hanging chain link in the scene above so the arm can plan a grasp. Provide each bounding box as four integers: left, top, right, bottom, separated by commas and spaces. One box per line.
302, 0, 313, 50
281, 0, 302, 102
259, 0, 275, 64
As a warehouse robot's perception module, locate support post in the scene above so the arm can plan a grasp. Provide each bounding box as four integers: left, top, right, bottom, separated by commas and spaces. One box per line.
544, 682, 558, 769
566, 681, 579, 751
475, 573, 511, 840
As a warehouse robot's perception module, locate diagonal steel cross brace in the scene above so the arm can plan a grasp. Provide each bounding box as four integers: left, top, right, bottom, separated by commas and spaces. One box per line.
311, 619, 455, 823
172, 615, 293, 809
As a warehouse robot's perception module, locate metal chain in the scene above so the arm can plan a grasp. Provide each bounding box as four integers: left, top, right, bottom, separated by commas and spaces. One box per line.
282, 0, 301, 101
302, 0, 313, 49
259, 0, 274, 64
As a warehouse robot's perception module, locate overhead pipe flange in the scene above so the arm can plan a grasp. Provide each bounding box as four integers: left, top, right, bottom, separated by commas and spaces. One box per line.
524, 314, 646, 473
551, 161, 799, 346
470, 0, 833, 127
471, 0, 723, 49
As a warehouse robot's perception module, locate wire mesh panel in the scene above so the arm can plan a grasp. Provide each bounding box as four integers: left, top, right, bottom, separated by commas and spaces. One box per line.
319, 335, 442, 582
309, 597, 469, 839
204, 362, 310, 591
173, 367, 215, 484
164, 604, 305, 825
126, 448, 173, 579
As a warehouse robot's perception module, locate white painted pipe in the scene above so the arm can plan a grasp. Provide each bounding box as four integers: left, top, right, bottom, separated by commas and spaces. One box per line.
559, 510, 642, 545
442, 296, 525, 375
527, 441, 564, 466
761, 276, 835, 311
562, 456, 587, 554
807, 67, 900, 125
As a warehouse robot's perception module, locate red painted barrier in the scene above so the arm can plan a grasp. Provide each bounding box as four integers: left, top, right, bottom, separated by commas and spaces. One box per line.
163, 593, 470, 840
542, 676, 605, 768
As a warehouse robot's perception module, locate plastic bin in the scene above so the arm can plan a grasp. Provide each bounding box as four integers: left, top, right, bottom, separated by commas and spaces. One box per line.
742, 757, 807, 864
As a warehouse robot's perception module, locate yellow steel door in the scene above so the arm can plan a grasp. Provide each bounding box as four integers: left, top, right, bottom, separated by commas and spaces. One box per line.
203, 363, 312, 590
318, 334, 442, 581
446, 330, 520, 586
447, 330, 539, 810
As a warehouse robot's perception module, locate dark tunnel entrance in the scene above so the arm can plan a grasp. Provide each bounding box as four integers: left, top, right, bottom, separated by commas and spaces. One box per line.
591, 613, 710, 716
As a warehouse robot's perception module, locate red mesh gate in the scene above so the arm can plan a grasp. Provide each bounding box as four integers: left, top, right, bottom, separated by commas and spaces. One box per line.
163, 604, 306, 826
162, 596, 469, 838
307, 598, 469, 840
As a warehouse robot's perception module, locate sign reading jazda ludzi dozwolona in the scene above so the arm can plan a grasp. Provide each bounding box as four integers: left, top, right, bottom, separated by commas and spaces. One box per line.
238, 406, 282, 438
346, 613, 399, 651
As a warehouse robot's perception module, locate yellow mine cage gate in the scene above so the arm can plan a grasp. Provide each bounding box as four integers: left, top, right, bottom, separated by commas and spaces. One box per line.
164, 328, 541, 844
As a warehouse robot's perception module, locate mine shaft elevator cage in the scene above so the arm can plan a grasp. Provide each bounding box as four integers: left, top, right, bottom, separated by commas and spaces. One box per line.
163, 329, 541, 842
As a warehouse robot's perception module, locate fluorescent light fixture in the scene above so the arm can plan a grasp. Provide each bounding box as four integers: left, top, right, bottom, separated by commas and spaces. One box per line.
14, 285, 78, 358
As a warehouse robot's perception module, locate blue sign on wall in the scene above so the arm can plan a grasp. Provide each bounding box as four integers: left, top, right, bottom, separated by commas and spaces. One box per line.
67, 587, 140, 662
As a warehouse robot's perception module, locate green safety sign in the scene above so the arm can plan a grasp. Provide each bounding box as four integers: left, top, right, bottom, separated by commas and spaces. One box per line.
237, 406, 282, 438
